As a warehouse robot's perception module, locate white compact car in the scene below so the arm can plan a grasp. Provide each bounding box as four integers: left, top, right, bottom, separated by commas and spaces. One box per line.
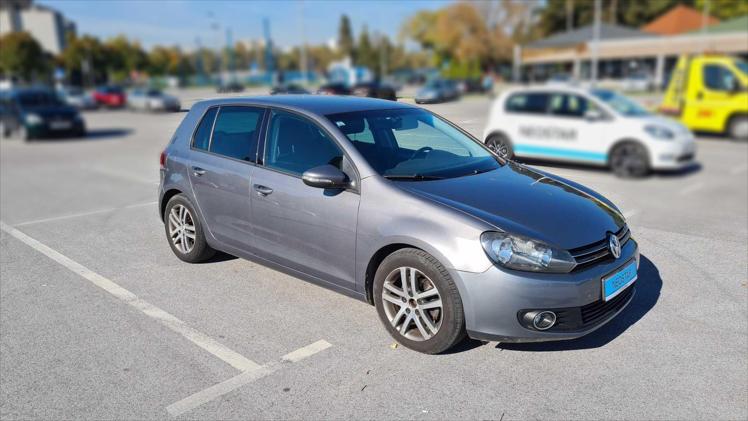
483, 86, 697, 177
128, 88, 181, 112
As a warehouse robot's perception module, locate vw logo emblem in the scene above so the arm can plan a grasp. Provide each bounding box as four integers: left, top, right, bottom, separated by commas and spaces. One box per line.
608, 233, 621, 259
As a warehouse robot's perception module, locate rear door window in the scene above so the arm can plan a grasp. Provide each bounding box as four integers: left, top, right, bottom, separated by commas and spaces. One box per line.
505, 93, 549, 115
210, 106, 264, 162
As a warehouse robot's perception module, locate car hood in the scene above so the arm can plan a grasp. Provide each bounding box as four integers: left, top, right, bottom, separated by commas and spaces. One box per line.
395, 163, 625, 250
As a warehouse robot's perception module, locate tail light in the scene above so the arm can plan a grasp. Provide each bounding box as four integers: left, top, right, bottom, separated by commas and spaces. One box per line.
159, 150, 167, 169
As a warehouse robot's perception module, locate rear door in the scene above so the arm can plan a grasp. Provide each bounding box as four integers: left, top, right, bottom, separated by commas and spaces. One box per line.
250, 109, 360, 291
187, 105, 266, 251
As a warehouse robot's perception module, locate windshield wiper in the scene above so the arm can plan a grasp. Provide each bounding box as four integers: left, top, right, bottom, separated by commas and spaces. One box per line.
383, 174, 444, 181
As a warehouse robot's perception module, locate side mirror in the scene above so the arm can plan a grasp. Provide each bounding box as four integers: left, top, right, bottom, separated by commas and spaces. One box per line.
302, 164, 349, 189
584, 109, 603, 121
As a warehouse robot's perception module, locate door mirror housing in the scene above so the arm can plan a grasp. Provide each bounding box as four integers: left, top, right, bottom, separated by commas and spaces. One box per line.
584, 109, 603, 121
302, 164, 350, 189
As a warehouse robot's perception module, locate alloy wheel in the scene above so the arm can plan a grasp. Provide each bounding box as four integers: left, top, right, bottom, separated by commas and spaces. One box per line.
488, 136, 510, 159
381, 267, 443, 341
168, 204, 196, 254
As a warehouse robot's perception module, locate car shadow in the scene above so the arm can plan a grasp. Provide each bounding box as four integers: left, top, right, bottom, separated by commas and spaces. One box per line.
200, 251, 238, 264
518, 158, 702, 178
30, 128, 132, 142
495, 255, 661, 352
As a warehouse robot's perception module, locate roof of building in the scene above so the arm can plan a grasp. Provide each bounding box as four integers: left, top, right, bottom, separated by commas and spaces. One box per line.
195, 95, 415, 116
527, 23, 656, 49
642, 4, 719, 35
692, 14, 748, 34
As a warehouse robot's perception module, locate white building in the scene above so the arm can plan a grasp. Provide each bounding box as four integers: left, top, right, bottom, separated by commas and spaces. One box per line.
0, 0, 75, 55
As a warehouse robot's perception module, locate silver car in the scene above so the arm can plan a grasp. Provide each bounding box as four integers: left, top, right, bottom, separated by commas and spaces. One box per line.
129, 88, 181, 112
159, 96, 639, 354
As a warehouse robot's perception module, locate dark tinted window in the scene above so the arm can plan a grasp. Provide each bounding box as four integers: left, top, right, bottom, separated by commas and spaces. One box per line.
506, 93, 549, 114
703, 65, 737, 91
17, 92, 63, 107
265, 110, 343, 176
192, 107, 218, 151
549, 93, 590, 117
210, 106, 264, 162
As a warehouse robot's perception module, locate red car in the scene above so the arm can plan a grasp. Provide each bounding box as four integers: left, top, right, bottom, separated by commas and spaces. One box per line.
93, 86, 126, 108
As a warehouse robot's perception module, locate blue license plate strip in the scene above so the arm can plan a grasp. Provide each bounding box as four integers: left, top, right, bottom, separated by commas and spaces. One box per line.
602, 260, 637, 301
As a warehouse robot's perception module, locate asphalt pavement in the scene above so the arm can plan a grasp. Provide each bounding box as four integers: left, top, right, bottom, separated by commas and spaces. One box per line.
1, 92, 746, 420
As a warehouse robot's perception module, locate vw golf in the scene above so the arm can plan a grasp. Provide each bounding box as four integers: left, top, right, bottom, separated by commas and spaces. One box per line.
159, 96, 639, 354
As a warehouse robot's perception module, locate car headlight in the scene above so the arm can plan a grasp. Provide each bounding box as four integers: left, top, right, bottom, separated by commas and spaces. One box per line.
480, 231, 576, 273
644, 125, 674, 140
25, 113, 42, 125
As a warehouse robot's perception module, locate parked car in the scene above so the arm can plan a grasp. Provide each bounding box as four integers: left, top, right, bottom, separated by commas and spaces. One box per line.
351, 81, 397, 101
316, 82, 351, 96
414, 79, 460, 104
216, 81, 245, 93
0, 88, 86, 140
159, 96, 638, 354
483, 86, 696, 177
93, 86, 126, 108
128, 88, 181, 112
621, 73, 654, 92
270, 83, 310, 95
58, 86, 97, 110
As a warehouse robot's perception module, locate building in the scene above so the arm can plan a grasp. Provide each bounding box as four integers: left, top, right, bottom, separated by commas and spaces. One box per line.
643, 4, 719, 35
518, 6, 748, 88
0, 0, 75, 55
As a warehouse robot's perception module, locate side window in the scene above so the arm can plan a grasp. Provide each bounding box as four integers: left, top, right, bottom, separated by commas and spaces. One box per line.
505, 93, 549, 115
704, 65, 737, 91
192, 107, 218, 151
265, 111, 343, 176
210, 106, 264, 162
549, 94, 590, 118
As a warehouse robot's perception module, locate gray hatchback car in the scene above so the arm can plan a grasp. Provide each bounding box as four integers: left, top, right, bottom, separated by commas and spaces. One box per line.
159, 96, 639, 354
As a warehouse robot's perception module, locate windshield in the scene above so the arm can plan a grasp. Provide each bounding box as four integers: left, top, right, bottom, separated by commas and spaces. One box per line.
18, 92, 64, 107
327, 108, 501, 180
591, 89, 650, 117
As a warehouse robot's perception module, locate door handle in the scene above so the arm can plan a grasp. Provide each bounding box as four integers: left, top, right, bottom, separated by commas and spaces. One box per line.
192, 166, 206, 176
253, 184, 273, 196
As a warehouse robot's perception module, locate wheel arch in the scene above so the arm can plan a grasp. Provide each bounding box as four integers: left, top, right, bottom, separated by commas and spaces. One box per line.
160, 188, 183, 221
484, 129, 511, 144
364, 243, 423, 305
726, 112, 748, 135
606, 138, 650, 167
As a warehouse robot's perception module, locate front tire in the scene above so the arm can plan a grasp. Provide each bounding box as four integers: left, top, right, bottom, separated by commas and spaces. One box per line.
728, 115, 748, 141
164, 194, 215, 263
610, 142, 650, 178
485, 133, 514, 160
373, 248, 466, 354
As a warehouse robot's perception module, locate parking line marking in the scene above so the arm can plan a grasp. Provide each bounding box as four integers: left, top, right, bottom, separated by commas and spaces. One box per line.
679, 182, 705, 196
13, 201, 157, 227
730, 164, 748, 175
0, 221, 260, 372
166, 340, 332, 417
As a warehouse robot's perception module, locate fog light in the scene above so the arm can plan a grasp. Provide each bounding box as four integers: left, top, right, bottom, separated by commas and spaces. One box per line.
532, 311, 556, 330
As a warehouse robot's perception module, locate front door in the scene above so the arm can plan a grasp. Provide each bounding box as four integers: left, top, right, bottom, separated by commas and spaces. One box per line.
251, 110, 360, 290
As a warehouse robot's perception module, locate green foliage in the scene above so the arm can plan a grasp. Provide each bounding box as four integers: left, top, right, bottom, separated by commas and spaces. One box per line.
695, 0, 748, 20
338, 15, 355, 60
0, 32, 49, 82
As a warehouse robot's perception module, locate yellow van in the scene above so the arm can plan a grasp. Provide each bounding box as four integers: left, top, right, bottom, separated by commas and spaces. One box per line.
661, 54, 748, 140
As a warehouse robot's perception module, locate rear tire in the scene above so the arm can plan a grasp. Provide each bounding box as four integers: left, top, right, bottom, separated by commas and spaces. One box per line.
373, 248, 466, 354
164, 194, 215, 263
728, 115, 748, 141
610, 142, 650, 178
485, 133, 514, 160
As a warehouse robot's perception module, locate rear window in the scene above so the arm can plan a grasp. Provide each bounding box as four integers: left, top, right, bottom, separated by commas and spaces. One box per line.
192, 107, 218, 151
505, 93, 549, 114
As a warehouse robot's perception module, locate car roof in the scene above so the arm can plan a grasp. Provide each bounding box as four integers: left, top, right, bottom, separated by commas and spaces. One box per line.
195, 95, 416, 116
502, 85, 593, 96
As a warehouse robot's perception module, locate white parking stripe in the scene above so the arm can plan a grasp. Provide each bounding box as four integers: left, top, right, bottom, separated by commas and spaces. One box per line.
0, 221, 260, 372
679, 182, 706, 196
13, 201, 157, 227
166, 340, 332, 417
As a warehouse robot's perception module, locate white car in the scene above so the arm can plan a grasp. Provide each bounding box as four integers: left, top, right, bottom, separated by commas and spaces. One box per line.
482, 86, 697, 177
58, 87, 97, 110
128, 89, 180, 112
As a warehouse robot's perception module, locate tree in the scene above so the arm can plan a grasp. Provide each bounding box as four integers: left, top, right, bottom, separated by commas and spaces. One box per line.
338, 14, 355, 60
695, 0, 748, 20
356, 26, 376, 69
0, 32, 48, 82
104, 35, 148, 82
60, 34, 109, 86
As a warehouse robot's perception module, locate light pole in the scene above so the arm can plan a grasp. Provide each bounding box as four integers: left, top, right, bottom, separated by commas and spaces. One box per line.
590, 0, 601, 86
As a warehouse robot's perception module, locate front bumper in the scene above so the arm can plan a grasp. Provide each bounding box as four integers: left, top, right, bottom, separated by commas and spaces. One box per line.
454, 238, 639, 343
649, 139, 697, 170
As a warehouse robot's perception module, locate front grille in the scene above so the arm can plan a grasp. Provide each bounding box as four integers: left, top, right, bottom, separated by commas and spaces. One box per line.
538, 284, 635, 332
569, 225, 630, 272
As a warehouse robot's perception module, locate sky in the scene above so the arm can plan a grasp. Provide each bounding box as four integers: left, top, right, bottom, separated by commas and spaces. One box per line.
42, 0, 451, 50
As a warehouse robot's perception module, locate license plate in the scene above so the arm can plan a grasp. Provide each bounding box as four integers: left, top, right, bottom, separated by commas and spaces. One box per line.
602, 260, 637, 301
50, 121, 72, 130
